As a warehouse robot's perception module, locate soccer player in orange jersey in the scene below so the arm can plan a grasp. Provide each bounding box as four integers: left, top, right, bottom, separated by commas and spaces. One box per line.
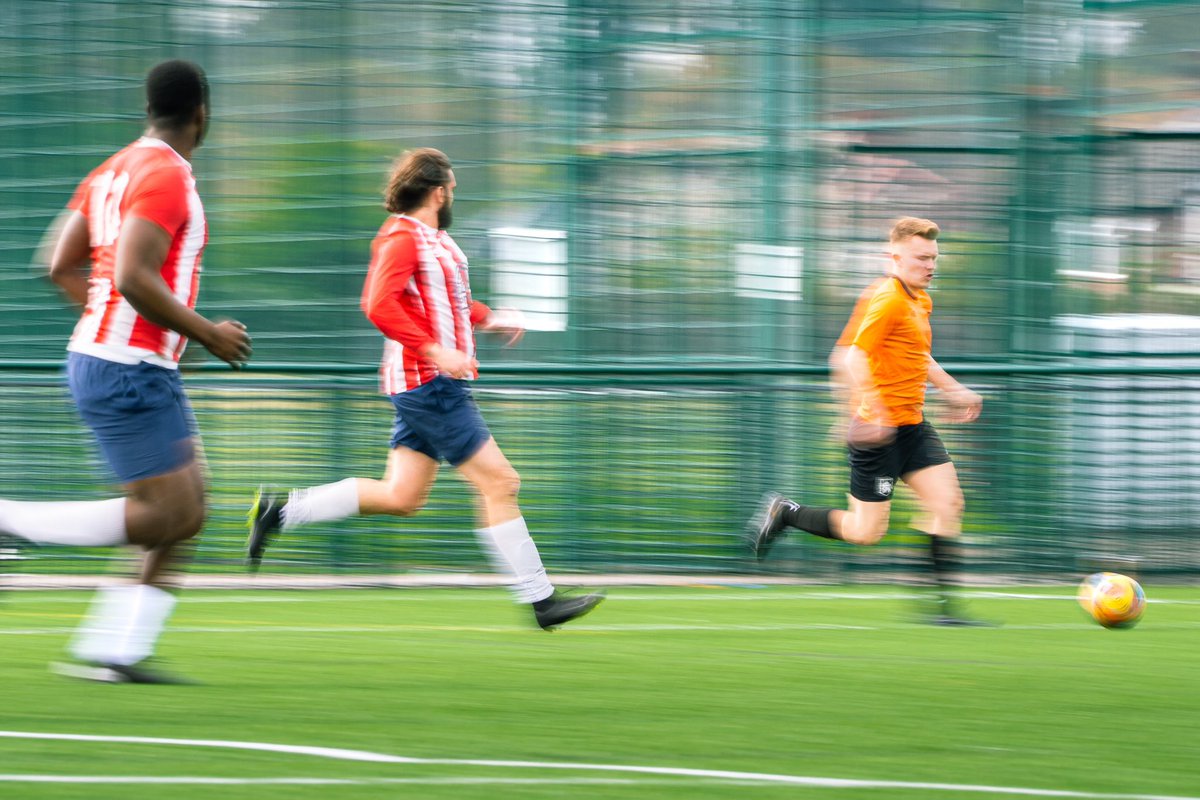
0, 61, 252, 681
748, 218, 986, 625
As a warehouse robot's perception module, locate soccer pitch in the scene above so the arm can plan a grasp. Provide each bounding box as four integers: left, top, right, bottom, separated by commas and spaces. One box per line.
2, 586, 1198, 800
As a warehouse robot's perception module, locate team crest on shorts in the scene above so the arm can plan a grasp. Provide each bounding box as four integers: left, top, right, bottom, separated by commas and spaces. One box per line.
875, 477, 895, 497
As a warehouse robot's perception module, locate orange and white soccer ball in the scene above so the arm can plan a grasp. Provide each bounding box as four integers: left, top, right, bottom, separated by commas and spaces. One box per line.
1077, 572, 1145, 629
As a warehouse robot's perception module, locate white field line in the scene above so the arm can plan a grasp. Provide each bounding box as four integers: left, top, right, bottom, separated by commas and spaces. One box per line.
0, 622, 875, 636
5, 589, 1197, 605
7, 573, 1192, 593
0, 731, 1196, 800
5, 622, 1200, 637
3, 574, 803, 590
0, 775, 654, 785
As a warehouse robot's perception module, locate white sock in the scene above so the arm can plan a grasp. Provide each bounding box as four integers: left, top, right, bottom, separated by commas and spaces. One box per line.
280, 478, 359, 529
0, 497, 127, 547
70, 584, 178, 667
474, 516, 554, 604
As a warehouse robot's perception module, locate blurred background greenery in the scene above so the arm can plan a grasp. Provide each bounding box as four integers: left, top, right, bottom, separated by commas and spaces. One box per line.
1, 0, 1198, 579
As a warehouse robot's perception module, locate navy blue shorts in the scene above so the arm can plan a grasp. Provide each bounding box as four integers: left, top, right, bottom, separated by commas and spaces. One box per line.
388, 376, 492, 466
68, 352, 198, 483
847, 419, 951, 502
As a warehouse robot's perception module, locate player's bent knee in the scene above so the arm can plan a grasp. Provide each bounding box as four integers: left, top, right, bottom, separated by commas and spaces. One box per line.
929, 494, 965, 524
154, 502, 205, 545
377, 488, 427, 517
484, 469, 521, 503
386, 500, 423, 517
843, 528, 887, 546
177, 501, 206, 540
839, 519, 889, 546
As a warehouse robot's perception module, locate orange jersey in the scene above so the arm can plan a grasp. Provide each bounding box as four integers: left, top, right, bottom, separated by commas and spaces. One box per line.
849, 276, 932, 426
836, 277, 887, 348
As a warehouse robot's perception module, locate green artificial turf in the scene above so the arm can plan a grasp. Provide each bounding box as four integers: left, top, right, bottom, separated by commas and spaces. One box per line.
2, 585, 1198, 799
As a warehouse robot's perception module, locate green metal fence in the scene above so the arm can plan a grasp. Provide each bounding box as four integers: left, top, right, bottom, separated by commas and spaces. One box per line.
3, 1, 1199, 579
2, 362, 1197, 579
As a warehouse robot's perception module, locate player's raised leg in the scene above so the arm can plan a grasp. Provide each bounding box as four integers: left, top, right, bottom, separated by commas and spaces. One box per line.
247, 446, 438, 568
747, 491, 886, 559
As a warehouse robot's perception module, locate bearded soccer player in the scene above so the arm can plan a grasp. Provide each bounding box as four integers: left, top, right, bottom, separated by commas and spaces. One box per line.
0, 60, 252, 682
748, 218, 987, 625
247, 147, 603, 630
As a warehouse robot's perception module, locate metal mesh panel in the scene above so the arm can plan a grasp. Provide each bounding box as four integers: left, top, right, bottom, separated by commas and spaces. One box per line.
1, 366, 1196, 579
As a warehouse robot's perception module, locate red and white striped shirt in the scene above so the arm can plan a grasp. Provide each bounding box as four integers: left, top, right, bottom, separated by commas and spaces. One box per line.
65, 137, 207, 368
361, 214, 491, 394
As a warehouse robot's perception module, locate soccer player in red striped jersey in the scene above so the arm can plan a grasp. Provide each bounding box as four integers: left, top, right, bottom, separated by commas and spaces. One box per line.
0, 61, 252, 683
248, 148, 603, 630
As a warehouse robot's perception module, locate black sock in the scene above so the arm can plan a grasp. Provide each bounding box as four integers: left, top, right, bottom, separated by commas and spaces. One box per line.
928, 534, 959, 609
781, 501, 840, 540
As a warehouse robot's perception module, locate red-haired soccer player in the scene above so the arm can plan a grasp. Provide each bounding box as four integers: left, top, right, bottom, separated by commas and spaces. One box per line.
248, 148, 603, 630
748, 218, 987, 625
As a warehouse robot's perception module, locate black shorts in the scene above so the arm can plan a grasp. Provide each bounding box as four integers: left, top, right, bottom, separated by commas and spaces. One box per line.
848, 419, 951, 503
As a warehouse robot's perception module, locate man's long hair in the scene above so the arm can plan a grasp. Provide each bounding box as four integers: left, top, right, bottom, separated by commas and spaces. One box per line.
383, 148, 452, 214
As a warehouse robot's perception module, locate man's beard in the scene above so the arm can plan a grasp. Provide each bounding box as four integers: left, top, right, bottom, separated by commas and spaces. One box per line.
437, 203, 452, 230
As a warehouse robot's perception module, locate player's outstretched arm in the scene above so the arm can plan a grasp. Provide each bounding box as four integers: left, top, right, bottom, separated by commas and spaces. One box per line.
114, 215, 252, 369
